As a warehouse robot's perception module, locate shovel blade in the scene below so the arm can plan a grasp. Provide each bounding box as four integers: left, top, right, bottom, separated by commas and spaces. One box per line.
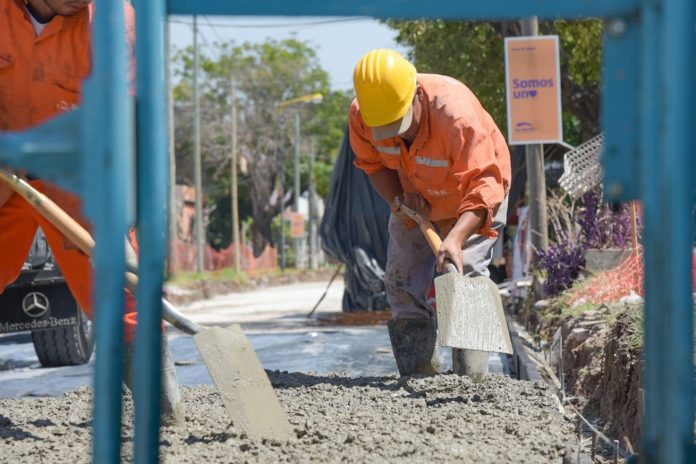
435, 274, 513, 354
194, 324, 294, 441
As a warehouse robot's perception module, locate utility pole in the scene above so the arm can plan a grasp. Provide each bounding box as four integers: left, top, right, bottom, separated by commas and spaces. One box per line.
230, 78, 241, 272
166, 20, 178, 276
193, 16, 204, 273
294, 112, 305, 269
278, 147, 286, 271
520, 17, 548, 253
278, 93, 321, 269
308, 138, 318, 270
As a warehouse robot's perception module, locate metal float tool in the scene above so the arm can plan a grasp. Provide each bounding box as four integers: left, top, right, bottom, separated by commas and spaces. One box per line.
396, 201, 512, 354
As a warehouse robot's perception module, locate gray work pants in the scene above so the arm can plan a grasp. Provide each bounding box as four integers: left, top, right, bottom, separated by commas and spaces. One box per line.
385, 197, 508, 320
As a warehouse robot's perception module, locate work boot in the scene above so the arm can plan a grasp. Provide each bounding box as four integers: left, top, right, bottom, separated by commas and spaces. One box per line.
123, 335, 184, 426
452, 348, 489, 382
387, 319, 440, 377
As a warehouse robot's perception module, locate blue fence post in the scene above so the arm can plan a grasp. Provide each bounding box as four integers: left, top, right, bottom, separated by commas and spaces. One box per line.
1, 1, 691, 461
639, 0, 662, 461
656, 0, 696, 462
81, 0, 132, 462
133, 0, 169, 461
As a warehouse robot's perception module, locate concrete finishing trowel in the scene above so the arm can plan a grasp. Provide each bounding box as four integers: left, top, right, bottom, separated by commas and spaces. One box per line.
0, 169, 294, 441
395, 202, 513, 376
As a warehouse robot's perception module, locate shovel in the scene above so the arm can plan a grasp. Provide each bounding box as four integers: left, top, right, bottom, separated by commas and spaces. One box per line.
0, 170, 294, 440
395, 202, 513, 356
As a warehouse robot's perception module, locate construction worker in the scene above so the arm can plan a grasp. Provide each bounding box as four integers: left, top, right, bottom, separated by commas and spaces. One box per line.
349, 49, 511, 377
0, 0, 182, 423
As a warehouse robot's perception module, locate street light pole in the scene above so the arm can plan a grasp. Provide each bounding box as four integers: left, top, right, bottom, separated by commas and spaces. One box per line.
230, 78, 241, 272
277, 93, 322, 270
308, 137, 318, 270
293, 112, 305, 269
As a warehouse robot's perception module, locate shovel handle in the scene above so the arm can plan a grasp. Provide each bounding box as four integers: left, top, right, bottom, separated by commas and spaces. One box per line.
396, 201, 459, 274
0, 170, 96, 255
396, 202, 442, 255
0, 169, 203, 334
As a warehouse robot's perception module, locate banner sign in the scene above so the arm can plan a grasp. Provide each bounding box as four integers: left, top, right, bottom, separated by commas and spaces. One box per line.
504, 35, 563, 145
290, 212, 305, 238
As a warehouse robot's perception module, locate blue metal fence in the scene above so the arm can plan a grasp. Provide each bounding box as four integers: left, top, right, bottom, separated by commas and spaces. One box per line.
0, 0, 693, 462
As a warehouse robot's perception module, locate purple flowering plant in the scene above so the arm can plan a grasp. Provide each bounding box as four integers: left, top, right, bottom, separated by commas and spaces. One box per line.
535, 189, 637, 296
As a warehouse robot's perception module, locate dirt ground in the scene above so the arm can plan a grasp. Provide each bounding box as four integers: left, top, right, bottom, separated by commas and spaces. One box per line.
0, 372, 575, 463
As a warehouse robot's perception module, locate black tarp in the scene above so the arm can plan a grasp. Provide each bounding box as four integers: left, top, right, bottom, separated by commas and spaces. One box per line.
320, 129, 391, 312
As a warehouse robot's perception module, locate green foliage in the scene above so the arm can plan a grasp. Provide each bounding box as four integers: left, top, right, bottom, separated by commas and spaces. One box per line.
385, 19, 603, 142
387, 21, 507, 133
554, 20, 602, 86
172, 38, 349, 252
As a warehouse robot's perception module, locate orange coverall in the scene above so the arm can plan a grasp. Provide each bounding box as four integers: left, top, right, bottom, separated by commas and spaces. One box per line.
349, 73, 512, 320
0, 0, 140, 341
349, 73, 512, 238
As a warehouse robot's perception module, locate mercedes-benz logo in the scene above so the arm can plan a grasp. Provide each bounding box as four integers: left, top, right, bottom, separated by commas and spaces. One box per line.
22, 292, 50, 318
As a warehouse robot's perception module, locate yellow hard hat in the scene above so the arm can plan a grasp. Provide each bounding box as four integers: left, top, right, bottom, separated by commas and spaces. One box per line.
353, 49, 417, 139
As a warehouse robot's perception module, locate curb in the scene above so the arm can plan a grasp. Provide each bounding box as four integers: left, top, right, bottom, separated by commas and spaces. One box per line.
505, 311, 543, 381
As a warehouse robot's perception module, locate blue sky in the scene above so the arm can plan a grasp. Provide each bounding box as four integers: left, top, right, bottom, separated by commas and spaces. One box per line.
168, 16, 408, 91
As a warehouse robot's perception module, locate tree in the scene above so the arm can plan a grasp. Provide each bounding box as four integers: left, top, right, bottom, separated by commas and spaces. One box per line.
385, 19, 602, 145
172, 38, 349, 255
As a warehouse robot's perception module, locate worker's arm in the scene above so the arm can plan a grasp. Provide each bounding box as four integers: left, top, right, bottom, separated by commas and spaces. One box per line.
348, 102, 430, 224
368, 170, 432, 226
367, 169, 402, 207
439, 122, 508, 273
437, 209, 485, 273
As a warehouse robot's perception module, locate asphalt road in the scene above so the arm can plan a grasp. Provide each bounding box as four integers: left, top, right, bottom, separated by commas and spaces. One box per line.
0, 280, 401, 398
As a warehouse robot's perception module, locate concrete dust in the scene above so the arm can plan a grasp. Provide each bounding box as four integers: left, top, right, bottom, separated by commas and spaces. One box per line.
0, 373, 575, 463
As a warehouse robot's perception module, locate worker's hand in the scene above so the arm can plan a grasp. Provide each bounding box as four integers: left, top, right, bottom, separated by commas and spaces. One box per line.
437, 234, 463, 274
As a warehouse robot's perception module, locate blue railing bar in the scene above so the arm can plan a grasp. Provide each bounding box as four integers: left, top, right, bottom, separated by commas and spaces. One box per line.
659, 0, 695, 462
0, 112, 82, 194
83, 0, 131, 462
133, 0, 169, 460
638, 0, 662, 461
167, 0, 640, 19
600, 17, 640, 201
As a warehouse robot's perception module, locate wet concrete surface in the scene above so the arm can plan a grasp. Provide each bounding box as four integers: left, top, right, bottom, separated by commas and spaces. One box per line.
0, 280, 572, 463
0, 374, 574, 463
0, 280, 508, 398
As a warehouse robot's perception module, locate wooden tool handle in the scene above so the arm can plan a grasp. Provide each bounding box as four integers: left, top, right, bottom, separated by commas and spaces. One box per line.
0, 169, 204, 334
418, 222, 442, 256
397, 201, 459, 274
396, 202, 442, 256
0, 170, 95, 255
0, 170, 143, 289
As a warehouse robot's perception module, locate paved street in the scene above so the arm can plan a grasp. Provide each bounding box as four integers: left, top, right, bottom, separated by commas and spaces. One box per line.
0, 280, 401, 398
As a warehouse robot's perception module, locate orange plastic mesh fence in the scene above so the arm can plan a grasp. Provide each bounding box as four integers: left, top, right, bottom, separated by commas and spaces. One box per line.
567, 249, 696, 305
